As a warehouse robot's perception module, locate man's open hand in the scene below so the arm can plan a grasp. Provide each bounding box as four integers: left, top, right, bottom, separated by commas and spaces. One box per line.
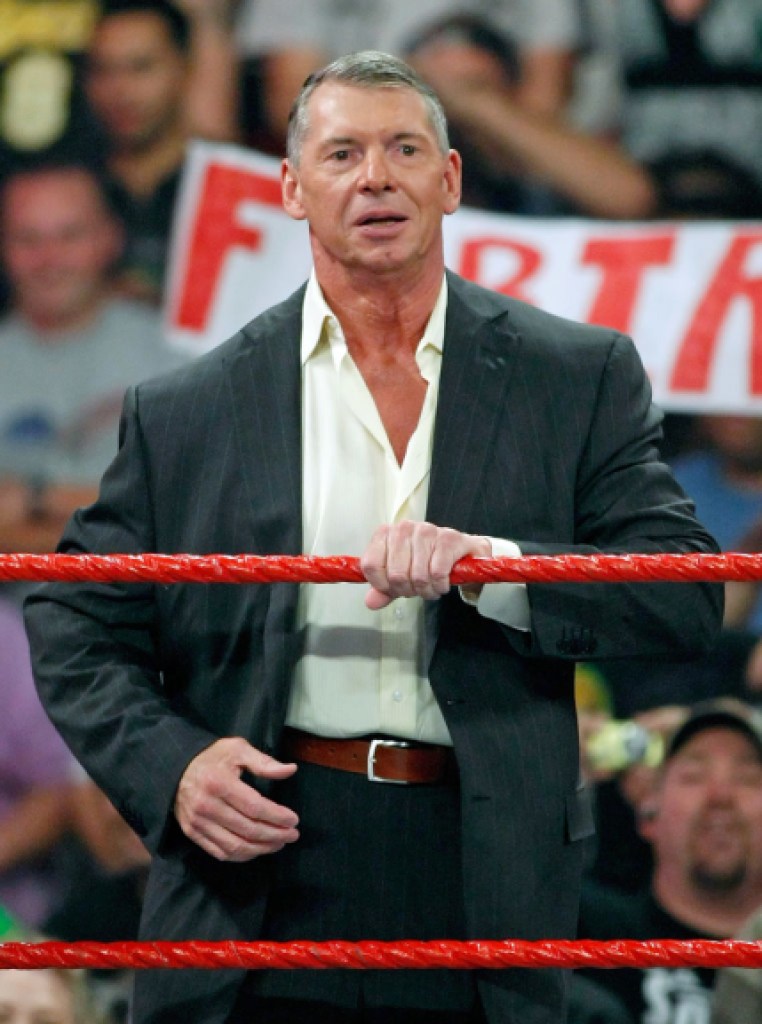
174, 737, 299, 861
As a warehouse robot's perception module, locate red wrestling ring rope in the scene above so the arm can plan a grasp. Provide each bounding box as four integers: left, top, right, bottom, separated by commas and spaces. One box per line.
0, 939, 761, 971
1, 551, 762, 584
4, 552, 752, 975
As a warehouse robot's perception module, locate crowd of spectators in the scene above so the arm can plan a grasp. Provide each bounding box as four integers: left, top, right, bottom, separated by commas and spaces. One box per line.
1, 1, 762, 1021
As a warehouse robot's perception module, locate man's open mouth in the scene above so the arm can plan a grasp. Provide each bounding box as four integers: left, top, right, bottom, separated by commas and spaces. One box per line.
357, 215, 407, 226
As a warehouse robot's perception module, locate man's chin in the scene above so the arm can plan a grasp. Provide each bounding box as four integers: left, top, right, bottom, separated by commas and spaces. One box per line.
107, 128, 159, 154
347, 253, 412, 277
358, 240, 430, 272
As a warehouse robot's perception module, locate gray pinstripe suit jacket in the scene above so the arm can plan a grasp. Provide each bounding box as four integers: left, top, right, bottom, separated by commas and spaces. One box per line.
25, 273, 722, 1023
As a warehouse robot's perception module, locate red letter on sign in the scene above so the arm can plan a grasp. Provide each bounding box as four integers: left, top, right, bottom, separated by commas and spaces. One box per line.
175, 164, 283, 332
582, 234, 675, 334
458, 237, 541, 302
670, 232, 762, 395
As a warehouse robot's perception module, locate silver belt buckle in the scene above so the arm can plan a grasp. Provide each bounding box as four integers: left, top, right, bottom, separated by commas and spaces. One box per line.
367, 738, 412, 784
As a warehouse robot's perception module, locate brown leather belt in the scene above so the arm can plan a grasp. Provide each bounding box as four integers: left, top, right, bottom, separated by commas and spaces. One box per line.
281, 727, 456, 785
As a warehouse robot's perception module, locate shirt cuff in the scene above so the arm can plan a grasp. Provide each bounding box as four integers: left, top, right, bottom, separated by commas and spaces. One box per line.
459, 538, 531, 631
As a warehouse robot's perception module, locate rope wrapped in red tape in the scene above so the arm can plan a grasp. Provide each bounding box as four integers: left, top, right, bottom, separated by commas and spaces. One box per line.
1, 551, 762, 585
0, 939, 761, 971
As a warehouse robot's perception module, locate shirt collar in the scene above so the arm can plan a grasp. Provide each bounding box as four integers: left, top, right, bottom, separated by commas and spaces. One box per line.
301, 270, 447, 367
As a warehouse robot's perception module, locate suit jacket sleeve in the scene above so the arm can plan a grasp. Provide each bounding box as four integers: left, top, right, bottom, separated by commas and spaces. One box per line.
486, 333, 723, 660
24, 386, 218, 855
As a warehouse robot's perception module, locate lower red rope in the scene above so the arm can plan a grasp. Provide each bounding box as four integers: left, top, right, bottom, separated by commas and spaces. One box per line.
0, 939, 761, 971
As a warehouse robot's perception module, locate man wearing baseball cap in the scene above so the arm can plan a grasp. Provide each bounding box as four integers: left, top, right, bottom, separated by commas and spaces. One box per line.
578, 699, 762, 1024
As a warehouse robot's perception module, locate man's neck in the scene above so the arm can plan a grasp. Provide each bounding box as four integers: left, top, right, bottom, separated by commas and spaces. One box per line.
652, 871, 762, 938
109, 130, 186, 200
315, 258, 445, 359
21, 296, 105, 340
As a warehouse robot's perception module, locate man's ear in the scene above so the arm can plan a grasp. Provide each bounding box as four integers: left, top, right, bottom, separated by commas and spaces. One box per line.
281, 159, 307, 221
442, 148, 462, 216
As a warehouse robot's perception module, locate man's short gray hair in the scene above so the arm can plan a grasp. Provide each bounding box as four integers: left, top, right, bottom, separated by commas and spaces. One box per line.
286, 50, 450, 165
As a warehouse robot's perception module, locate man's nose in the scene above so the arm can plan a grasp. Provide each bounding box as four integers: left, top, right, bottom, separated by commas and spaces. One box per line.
703, 772, 736, 805
358, 149, 394, 191
28, 237, 65, 266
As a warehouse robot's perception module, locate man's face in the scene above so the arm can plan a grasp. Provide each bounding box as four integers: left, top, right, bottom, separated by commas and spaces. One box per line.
281, 82, 461, 280
647, 727, 762, 893
0, 970, 75, 1024
1, 170, 122, 329
700, 415, 762, 474
85, 12, 187, 151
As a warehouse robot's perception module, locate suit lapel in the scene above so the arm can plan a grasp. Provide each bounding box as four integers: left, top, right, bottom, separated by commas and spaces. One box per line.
225, 289, 305, 748
226, 289, 304, 558
427, 274, 521, 531
425, 275, 522, 667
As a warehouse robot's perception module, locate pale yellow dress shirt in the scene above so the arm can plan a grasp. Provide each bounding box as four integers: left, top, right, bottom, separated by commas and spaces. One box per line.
286, 273, 529, 745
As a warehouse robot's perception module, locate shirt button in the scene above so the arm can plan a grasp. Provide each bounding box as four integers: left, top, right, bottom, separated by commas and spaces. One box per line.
394, 606, 404, 620
392, 690, 403, 702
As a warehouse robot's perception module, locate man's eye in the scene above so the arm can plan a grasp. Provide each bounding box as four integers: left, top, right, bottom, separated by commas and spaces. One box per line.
332, 150, 350, 161
400, 144, 417, 156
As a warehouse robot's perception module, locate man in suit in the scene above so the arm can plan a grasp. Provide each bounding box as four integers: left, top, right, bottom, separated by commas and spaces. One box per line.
25, 51, 723, 1024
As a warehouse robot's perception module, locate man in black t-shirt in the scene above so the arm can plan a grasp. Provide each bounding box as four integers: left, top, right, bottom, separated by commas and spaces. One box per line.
82, 1, 192, 305
82, 1, 240, 306
578, 700, 762, 1024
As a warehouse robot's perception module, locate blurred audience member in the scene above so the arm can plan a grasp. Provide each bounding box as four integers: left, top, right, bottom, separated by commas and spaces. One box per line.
47, 780, 150, 1024
578, 630, 762, 895
672, 416, 762, 631
569, 974, 634, 1024
0, 0, 101, 177
173, 0, 241, 143
234, 0, 583, 148
404, 15, 657, 218
581, 622, 762, 897
0, 0, 101, 313
0, 967, 100, 1024
0, 901, 33, 941
579, 700, 762, 1023
0, 161, 185, 553
48, 779, 149, 942
740, 622, 762, 696
649, 149, 762, 220
0, 598, 76, 929
579, 701, 687, 895
582, 0, 762, 209
711, 902, 762, 1023
0, 1, 240, 180
590, 629, 762, 726
721, 513, 762, 645
83, 0, 238, 303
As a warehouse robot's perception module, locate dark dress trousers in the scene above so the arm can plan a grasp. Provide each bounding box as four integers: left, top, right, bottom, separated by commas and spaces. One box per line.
24, 273, 723, 1023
